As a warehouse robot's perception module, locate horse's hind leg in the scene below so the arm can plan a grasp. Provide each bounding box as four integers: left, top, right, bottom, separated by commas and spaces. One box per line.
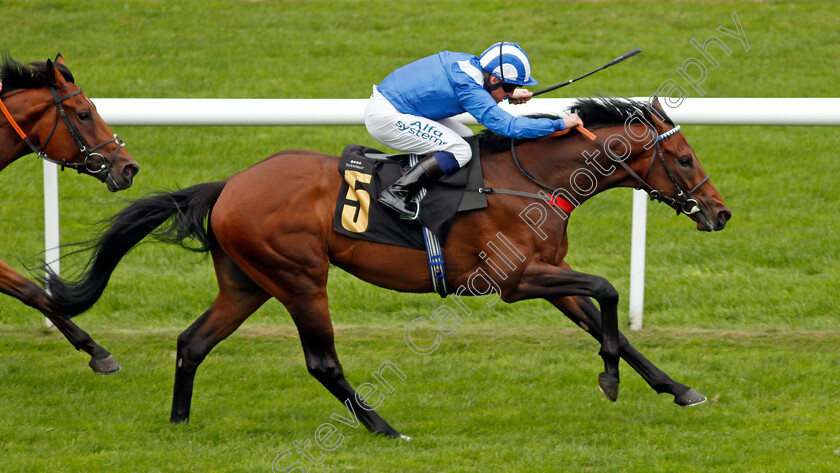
285, 293, 405, 438
224, 232, 404, 436
170, 251, 270, 423
0, 258, 119, 374
46, 309, 120, 374
551, 295, 706, 406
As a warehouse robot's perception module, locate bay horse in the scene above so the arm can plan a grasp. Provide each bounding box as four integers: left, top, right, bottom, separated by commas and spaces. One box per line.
44, 97, 729, 437
0, 54, 138, 374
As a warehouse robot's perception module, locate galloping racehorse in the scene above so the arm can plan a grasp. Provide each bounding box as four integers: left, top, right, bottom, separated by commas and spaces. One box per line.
0, 54, 139, 374
45, 98, 729, 437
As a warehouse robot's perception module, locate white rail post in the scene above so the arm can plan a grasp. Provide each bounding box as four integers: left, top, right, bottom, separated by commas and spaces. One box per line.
628, 189, 648, 331
43, 160, 60, 327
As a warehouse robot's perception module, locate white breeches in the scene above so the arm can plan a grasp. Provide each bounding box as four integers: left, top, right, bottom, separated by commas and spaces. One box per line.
364, 86, 474, 167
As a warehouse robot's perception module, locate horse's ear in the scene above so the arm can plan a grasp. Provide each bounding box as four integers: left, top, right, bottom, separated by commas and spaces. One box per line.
651, 96, 665, 113
45, 58, 67, 88
645, 95, 667, 122
54, 54, 66, 66
648, 94, 662, 110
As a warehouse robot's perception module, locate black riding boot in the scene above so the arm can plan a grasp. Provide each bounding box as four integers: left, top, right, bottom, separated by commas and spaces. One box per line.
378, 155, 444, 219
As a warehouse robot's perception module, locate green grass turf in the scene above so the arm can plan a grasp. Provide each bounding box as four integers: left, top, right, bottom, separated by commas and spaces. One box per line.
0, 324, 840, 472
1, 1, 839, 471
2, 327, 839, 473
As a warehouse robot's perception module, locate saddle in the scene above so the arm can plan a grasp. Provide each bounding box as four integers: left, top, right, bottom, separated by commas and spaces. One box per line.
333, 136, 486, 250
333, 137, 487, 297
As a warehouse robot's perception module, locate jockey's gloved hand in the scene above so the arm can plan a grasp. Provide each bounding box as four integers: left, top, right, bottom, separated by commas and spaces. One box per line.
560, 113, 583, 130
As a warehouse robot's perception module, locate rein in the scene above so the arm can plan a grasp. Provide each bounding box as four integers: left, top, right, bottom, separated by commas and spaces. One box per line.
0, 82, 124, 180
472, 186, 577, 213
467, 127, 587, 214
503, 123, 709, 216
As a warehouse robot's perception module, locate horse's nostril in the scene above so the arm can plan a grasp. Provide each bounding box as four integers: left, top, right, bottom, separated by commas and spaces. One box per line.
124, 164, 139, 179
718, 210, 731, 223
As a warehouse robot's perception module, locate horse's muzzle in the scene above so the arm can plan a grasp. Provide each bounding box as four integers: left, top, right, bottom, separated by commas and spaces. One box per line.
695, 207, 731, 232
106, 161, 139, 192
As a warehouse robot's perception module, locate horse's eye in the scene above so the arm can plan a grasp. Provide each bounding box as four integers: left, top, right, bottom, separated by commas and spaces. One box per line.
78, 111, 92, 121
678, 156, 693, 167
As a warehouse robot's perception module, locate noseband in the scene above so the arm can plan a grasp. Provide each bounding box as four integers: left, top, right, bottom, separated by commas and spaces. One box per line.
0, 83, 125, 184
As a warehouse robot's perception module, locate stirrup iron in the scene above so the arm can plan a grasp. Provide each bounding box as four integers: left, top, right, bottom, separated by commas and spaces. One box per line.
398, 196, 421, 221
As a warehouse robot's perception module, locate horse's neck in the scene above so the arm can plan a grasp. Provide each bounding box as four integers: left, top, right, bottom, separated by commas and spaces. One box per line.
0, 90, 47, 172
505, 131, 654, 207
0, 129, 29, 172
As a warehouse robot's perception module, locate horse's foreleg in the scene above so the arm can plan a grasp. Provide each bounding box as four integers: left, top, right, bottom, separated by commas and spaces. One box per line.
0, 258, 119, 374
552, 295, 706, 406
286, 294, 406, 439
511, 262, 621, 401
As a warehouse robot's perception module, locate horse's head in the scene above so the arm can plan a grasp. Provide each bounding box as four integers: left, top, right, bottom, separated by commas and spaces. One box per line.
641, 98, 731, 231
2, 55, 139, 191
567, 97, 730, 232
42, 55, 139, 191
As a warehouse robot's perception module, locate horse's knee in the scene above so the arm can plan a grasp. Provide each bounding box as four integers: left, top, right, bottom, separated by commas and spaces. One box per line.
176, 332, 210, 372
305, 356, 343, 385
591, 277, 619, 306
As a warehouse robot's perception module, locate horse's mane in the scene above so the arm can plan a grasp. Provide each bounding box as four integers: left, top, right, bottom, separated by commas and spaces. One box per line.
478, 97, 674, 154
0, 54, 75, 94
569, 96, 674, 128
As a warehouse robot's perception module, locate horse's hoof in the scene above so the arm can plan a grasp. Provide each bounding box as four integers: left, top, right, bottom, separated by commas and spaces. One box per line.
598, 372, 619, 402
377, 428, 409, 440
89, 354, 121, 375
674, 387, 707, 407
170, 415, 189, 424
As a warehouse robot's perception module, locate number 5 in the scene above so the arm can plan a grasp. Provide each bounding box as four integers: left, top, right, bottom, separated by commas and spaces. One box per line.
341, 170, 372, 233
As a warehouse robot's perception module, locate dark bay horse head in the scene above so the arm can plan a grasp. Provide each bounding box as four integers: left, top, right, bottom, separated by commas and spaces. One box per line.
565, 97, 731, 231
0, 54, 139, 191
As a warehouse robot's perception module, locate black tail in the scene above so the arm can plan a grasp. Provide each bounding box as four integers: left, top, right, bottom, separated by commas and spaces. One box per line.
44, 181, 227, 317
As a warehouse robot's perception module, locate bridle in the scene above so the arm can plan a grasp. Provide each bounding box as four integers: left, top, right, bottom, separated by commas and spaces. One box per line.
637, 125, 710, 215
0, 82, 125, 184
509, 119, 710, 216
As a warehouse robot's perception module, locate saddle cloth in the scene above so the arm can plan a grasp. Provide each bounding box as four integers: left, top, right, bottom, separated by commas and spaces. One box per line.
333, 137, 487, 250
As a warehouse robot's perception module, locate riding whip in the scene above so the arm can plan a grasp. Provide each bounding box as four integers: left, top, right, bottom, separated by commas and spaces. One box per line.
532, 47, 642, 96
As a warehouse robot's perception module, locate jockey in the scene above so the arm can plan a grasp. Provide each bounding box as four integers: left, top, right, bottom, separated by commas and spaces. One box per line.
365, 42, 583, 218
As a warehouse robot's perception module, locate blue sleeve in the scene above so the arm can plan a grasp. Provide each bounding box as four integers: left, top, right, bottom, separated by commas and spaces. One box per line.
450, 64, 561, 139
